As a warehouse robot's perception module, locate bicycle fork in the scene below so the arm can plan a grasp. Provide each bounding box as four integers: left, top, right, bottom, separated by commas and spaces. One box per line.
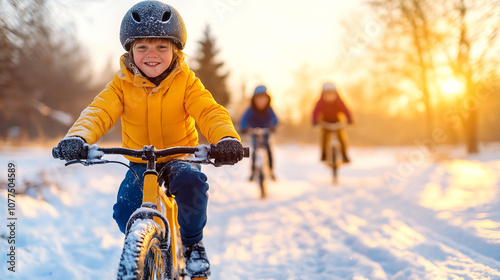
123, 172, 184, 279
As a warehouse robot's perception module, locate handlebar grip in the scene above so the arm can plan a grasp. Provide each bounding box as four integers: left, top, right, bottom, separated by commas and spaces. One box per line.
80, 145, 89, 159
209, 144, 250, 160
243, 147, 250, 158
52, 145, 88, 160
52, 147, 61, 159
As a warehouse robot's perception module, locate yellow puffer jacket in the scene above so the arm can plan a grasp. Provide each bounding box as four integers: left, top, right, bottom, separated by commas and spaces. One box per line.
66, 53, 240, 163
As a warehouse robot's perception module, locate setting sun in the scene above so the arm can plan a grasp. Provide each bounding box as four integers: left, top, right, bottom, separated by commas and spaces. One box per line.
439, 77, 466, 99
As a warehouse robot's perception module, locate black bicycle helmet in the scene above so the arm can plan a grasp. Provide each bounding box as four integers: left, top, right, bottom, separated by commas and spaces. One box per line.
120, 0, 187, 51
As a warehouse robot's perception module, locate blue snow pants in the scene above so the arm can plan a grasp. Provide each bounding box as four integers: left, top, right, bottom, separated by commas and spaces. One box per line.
112, 161, 209, 245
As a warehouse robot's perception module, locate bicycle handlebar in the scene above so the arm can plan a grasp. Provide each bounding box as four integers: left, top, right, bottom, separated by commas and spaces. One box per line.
52, 144, 250, 164
250, 127, 272, 135
320, 121, 345, 132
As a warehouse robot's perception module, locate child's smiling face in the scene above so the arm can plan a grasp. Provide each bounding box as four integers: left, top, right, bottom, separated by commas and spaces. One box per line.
132, 39, 174, 78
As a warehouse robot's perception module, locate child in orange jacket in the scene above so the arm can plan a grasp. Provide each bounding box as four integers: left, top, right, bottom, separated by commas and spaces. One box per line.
54, 1, 243, 277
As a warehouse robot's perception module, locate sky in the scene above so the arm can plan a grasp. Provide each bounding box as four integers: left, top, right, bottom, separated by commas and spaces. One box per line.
69, 0, 366, 106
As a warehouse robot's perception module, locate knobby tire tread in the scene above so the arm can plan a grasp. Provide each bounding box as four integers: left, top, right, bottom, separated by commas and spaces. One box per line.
117, 219, 168, 280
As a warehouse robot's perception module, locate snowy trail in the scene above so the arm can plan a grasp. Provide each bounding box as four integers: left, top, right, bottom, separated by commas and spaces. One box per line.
203, 144, 500, 279
1, 144, 500, 279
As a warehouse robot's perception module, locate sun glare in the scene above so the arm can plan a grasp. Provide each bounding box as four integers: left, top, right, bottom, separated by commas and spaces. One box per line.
439, 77, 465, 99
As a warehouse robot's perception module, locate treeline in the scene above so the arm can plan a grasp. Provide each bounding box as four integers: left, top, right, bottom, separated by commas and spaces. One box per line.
264, 0, 500, 153
0, 1, 233, 146
0, 0, 103, 144
1, 0, 498, 153
341, 0, 500, 153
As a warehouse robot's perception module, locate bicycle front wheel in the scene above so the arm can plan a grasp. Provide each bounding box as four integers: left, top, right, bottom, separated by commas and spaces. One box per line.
258, 167, 267, 199
117, 219, 168, 280
331, 145, 338, 184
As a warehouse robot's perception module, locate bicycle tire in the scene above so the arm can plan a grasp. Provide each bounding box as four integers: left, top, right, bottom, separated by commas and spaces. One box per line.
258, 167, 267, 199
332, 145, 338, 184
117, 219, 169, 280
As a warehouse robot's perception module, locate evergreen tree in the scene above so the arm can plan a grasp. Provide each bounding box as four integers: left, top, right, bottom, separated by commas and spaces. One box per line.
193, 25, 230, 106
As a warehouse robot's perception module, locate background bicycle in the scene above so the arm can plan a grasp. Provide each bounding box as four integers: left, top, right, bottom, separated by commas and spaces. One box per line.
248, 127, 275, 199
320, 121, 347, 184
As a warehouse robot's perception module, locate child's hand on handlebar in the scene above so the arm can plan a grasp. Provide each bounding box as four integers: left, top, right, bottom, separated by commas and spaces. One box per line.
54, 137, 87, 161
212, 137, 244, 165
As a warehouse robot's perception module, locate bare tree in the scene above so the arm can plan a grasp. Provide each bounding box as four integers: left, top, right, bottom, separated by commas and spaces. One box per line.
358, 0, 500, 153
366, 0, 442, 143
447, 0, 500, 153
0, 0, 96, 142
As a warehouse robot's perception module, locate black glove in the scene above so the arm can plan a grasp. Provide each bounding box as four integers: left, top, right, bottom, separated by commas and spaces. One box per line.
55, 137, 86, 161
212, 138, 244, 165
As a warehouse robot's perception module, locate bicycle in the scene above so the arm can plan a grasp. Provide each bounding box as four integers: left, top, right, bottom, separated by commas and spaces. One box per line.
320, 121, 346, 184
249, 127, 272, 199
52, 143, 249, 280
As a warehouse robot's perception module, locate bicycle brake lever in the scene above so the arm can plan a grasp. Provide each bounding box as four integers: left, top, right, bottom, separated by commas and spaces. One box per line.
176, 158, 217, 166
65, 159, 109, 167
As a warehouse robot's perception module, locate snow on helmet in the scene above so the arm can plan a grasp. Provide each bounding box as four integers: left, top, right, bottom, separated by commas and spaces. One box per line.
120, 0, 187, 51
253, 85, 268, 95
322, 82, 337, 92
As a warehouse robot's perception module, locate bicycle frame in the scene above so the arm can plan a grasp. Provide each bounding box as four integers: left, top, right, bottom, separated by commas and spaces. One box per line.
140, 161, 182, 276
122, 164, 183, 279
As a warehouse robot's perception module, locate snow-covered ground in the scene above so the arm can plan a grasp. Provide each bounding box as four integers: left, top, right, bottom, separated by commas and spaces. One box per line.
1, 143, 500, 279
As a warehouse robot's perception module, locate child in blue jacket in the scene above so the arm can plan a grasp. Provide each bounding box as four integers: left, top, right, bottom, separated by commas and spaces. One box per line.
240, 85, 279, 180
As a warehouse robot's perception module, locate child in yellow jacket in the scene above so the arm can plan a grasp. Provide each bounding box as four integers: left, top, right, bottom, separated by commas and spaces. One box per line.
54, 1, 243, 277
